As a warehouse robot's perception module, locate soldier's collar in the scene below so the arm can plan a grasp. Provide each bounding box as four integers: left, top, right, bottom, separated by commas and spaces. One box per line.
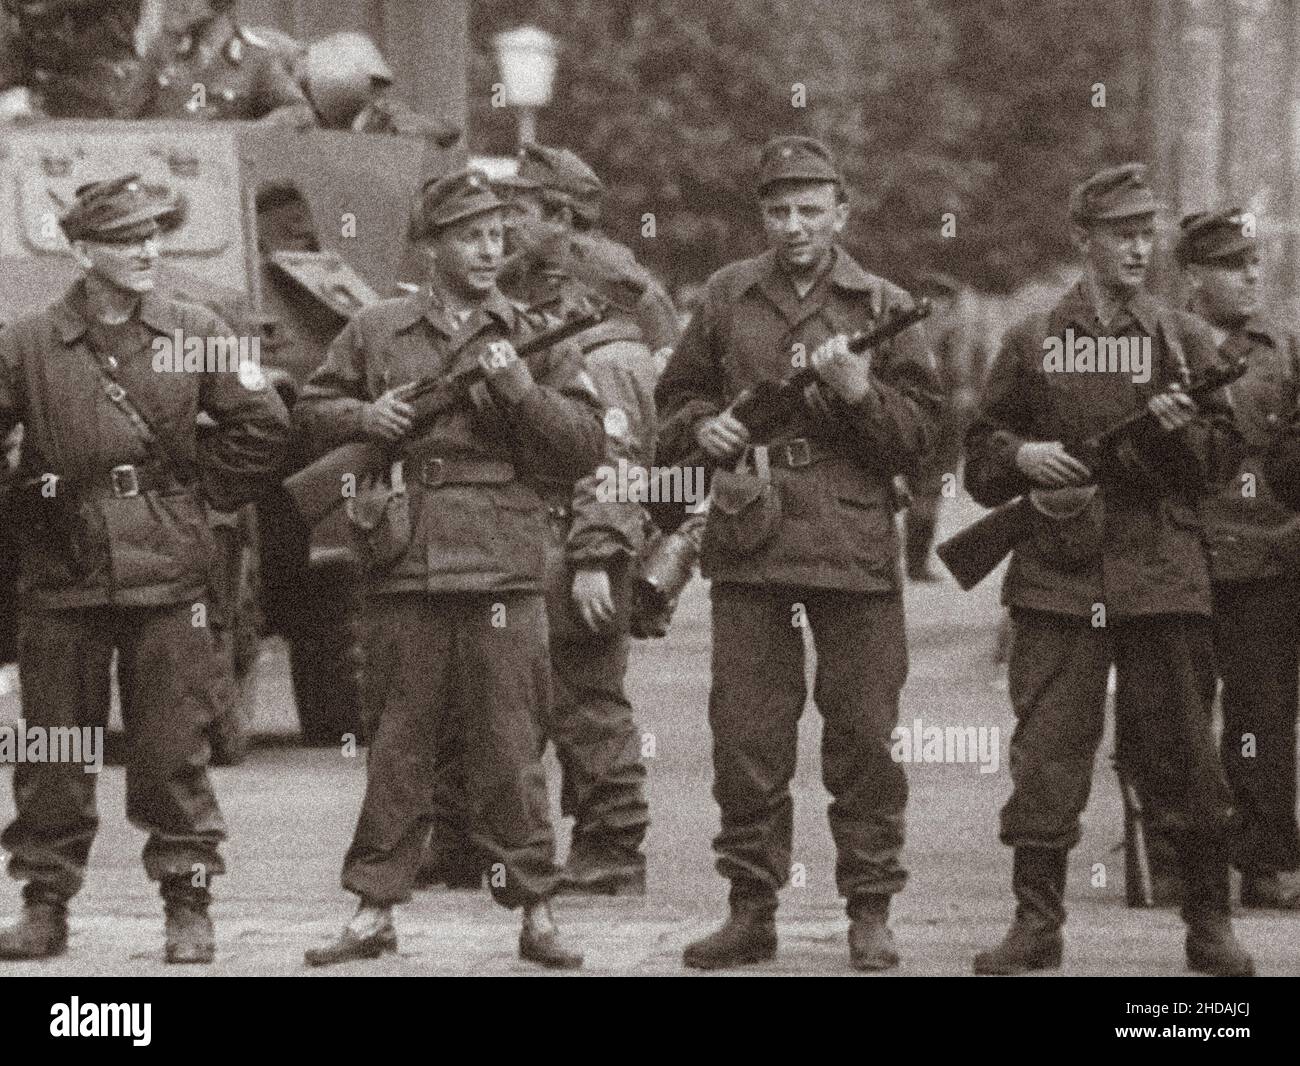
1230, 313, 1279, 349
742, 246, 881, 298
53, 281, 172, 343
1060, 280, 1160, 337
395, 286, 515, 335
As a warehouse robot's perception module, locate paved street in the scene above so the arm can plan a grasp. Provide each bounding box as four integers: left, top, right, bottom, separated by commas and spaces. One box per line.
1, 494, 1297, 976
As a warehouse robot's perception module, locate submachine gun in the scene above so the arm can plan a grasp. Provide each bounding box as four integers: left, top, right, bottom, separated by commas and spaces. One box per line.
283, 309, 602, 525
936, 353, 1250, 591
633, 299, 932, 635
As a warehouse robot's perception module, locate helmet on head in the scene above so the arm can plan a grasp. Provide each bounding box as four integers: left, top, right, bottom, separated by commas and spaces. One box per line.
303, 31, 394, 129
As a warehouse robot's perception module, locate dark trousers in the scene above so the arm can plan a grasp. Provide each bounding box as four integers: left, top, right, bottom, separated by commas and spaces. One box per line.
2, 603, 227, 903
1003, 610, 1232, 907
1212, 578, 1300, 875
343, 593, 558, 908
707, 583, 909, 902
430, 519, 648, 861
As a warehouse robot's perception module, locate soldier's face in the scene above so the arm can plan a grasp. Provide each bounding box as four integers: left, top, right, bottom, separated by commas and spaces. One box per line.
75, 236, 162, 294
759, 182, 848, 274
430, 209, 505, 298
1190, 253, 1261, 325
1077, 215, 1155, 294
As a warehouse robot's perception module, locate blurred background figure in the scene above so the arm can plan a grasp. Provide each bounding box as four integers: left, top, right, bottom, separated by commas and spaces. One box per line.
903, 272, 993, 581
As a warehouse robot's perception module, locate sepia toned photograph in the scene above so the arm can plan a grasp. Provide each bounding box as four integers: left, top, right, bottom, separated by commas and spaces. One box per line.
0, 0, 1293, 1035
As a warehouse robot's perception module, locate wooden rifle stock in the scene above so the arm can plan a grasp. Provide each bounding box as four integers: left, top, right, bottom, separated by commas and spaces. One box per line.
284, 309, 601, 525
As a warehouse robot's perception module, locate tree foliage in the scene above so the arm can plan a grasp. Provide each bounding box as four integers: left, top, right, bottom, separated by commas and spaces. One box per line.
470, 0, 1146, 294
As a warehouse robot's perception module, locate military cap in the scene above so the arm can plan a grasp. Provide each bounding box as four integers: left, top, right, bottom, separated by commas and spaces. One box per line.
508, 143, 604, 203
409, 168, 503, 240
1069, 162, 1162, 224
59, 174, 185, 244
756, 135, 841, 193
1174, 207, 1257, 266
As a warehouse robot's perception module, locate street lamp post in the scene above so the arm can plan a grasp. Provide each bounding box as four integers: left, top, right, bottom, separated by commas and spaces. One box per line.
492, 25, 559, 149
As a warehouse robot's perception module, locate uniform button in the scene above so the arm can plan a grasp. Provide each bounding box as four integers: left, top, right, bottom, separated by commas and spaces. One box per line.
220, 88, 236, 102
107, 357, 118, 370
114, 65, 126, 79
33, 68, 49, 83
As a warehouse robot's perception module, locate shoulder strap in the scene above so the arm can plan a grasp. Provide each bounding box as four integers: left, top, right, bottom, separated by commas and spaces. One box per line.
85, 347, 199, 484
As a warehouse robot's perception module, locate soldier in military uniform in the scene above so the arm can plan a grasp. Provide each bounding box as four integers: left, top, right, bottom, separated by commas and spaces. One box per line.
496, 145, 679, 356
0, 0, 153, 119
296, 170, 604, 969
136, 0, 312, 124
422, 144, 658, 896
1174, 208, 1300, 910
965, 164, 1254, 975
0, 175, 290, 963
656, 135, 942, 971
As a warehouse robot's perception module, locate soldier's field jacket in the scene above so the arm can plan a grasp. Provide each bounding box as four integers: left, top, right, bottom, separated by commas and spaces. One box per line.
965, 283, 1242, 619
294, 286, 606, 596
1198, 315, 1300, 585
0, 281, 290, 610
655, 246, 942, 593
503, 259, 659, 573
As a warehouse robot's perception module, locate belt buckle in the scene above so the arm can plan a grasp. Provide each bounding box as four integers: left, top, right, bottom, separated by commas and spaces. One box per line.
419, 456, 445, 487
784, 438, 812, 468
110, 464, 140, 498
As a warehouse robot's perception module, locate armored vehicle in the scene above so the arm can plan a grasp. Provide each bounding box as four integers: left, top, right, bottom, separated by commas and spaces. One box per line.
0, 119, 459, 757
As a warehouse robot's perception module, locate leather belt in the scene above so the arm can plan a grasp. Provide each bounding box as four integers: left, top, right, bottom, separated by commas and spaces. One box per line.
404, 448, 516, 488
742, 437, 831, 471
81, 464, 184, 500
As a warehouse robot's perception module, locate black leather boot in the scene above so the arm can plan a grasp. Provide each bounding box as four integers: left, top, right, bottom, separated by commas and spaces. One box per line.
847, 894, 900, 971
1182, 858, 1253, 976
683, 888, 778, 971
973, 847, 1066, 975
304, 901, 398, 967
519, 901, 583, 970
161, 880, 215, 965
0, 898, 68, 960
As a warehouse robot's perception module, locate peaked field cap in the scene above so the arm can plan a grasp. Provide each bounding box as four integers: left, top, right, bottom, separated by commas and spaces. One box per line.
410, 168, 504, 239
59, 174, 186, 244
1069, 162, 1163, 223
1175, 207, 1257, 265
757, 135, 841, 192
510, 143, 604, 203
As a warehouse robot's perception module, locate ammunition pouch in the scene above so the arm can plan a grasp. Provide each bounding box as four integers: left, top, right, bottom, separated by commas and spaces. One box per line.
1028, 485, 1104, 571
345, 461, 412, 571
703, 447, 781, 558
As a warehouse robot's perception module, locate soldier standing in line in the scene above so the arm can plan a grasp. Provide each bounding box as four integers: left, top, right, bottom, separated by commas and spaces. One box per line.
296, 170, 604, 969
964, 164, 1254, 976
1174, 207, 1300, 910
0, 175, 290, 963
420, 144, 659, 896
136, 0, 312, 124
656, 135, 941, 971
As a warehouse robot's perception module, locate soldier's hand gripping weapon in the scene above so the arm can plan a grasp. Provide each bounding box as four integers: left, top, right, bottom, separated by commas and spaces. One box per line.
283, 308, 602, 524
936, 353, 1250, 591
632, 299, 933, 635
648, 298, 933, 534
